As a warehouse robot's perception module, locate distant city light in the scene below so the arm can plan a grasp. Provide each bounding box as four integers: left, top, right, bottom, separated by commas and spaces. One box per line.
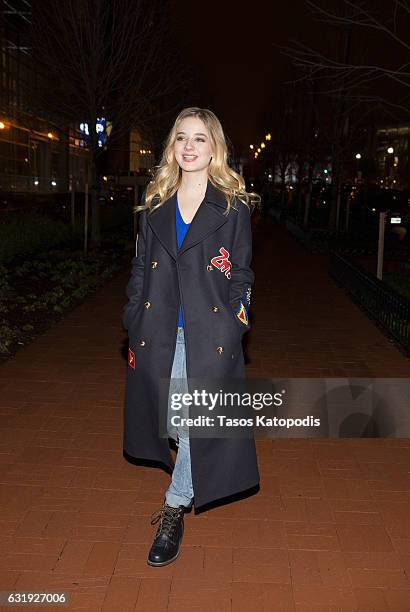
34, 179, 39, 186
80, 117, 108, 147
250, 144, 254, 150
48, 132, 53, 139
387, 147, 394, 154
0, 121, 5, 129
260, 143, 265, 149
51, 180, 57, 186
355, 153, 361, 159
265, 133, 271, 140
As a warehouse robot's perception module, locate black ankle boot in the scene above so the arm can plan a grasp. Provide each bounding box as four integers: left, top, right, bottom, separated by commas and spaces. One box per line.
147, 503, 185, 567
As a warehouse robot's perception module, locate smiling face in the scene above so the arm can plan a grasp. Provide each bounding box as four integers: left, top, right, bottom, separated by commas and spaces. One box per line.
173, 116, 213, 174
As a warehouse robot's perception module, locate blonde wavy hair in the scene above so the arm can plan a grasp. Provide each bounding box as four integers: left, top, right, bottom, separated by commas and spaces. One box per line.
134, 107, 260, 216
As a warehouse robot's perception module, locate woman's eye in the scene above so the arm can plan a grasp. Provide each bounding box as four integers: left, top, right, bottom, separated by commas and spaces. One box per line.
196, 138, 205, 142
176, 136, 184, 141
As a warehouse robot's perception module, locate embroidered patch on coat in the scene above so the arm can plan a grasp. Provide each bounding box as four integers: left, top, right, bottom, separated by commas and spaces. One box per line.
236, 301, 248, 325
210, 247, 232, 279
128, 347, 136, 369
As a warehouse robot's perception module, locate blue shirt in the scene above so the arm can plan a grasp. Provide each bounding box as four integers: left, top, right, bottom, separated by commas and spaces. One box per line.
176, 198, 190, 327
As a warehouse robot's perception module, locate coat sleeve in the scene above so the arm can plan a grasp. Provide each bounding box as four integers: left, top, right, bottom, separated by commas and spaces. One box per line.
122, 208, 148, 331
228, 200, 255, 333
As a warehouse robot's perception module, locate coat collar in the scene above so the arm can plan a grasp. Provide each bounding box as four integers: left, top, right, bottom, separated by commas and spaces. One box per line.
147, 179, 230, 260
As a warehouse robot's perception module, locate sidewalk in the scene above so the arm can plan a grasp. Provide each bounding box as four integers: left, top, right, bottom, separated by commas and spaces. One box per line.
247, 214, 410, 378
0, 215, 409, 611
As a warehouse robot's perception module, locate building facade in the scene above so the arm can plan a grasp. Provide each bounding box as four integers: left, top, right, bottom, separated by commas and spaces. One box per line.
0, 1, 89, 197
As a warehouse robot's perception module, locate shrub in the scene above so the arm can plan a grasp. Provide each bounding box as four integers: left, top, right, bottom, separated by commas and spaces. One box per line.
0, 213, 81, 263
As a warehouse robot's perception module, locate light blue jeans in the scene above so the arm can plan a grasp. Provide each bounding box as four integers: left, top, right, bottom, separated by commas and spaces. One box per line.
165, 327, 194, 508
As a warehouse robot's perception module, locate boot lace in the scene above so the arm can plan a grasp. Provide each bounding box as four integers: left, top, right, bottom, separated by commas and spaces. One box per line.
150, 504, 184, 540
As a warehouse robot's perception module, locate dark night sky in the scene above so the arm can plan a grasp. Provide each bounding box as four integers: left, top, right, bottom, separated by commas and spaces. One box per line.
170, 1, 324, 152
170, 0, 407, 156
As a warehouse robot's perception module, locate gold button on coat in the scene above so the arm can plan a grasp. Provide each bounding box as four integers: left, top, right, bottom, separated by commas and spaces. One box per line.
144, 301, 151, 309
212, 306, 219, 312
216, 346, 224, 354
139, 339, 146, 347
207, 264, 213, 271
151, 261, 158, 268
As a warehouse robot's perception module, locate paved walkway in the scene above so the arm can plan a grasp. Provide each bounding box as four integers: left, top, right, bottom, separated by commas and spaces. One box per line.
0, 213, 409, 611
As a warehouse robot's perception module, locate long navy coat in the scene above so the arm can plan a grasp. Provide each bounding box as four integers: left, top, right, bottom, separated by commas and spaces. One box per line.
122, 179, 260, 508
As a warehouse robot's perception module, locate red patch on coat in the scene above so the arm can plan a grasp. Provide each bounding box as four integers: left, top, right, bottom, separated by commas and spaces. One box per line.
128, 347, 136, 369
211, 247, 232, 278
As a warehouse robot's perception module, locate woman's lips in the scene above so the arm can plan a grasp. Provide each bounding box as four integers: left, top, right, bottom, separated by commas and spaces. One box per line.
182, 155, 198, 162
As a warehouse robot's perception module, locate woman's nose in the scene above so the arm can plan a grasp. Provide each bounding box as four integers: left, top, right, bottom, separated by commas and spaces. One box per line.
184, 138, 194, 150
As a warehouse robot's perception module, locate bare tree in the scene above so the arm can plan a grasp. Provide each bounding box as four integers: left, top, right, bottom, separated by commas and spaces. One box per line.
277, 0, 409, 230
280, 0, 410, 114
30, 0, 190, 247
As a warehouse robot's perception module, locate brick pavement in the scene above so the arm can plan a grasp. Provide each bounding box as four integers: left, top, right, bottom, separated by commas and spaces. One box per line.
0, 214, 410, 611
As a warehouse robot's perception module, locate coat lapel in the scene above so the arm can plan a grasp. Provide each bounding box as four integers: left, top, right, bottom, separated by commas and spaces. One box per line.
147, 180, 229, 260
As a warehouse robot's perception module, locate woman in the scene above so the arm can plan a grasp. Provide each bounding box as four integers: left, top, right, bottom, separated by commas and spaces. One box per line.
122, 107, 260, 567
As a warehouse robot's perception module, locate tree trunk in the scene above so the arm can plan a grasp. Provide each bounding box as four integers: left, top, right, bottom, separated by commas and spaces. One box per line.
329, 161, 341, 229
90, 156, 101, 247
280, 164, 287, 207
304, 156, 314, 227
89, 125, 101, 248
328, 22, 352, 230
